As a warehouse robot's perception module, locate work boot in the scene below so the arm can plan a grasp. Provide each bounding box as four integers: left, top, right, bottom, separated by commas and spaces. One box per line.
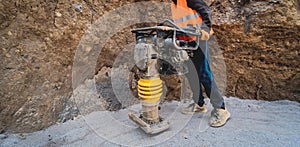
209, 108, 230, 127
181, 103, 207, 114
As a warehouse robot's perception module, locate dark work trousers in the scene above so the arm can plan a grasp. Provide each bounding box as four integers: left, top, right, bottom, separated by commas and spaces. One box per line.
185, 40, 225, 109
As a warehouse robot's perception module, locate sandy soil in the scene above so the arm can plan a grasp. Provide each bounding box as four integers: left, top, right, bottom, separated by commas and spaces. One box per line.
1, 97, 300, 146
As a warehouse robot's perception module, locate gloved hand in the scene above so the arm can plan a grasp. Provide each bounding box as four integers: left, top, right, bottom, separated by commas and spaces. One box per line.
210, 28, 214, 36
200, 29, 210, 40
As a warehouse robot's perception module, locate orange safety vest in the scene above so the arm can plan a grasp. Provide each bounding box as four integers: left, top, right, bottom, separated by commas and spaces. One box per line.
171, 0, 202, 28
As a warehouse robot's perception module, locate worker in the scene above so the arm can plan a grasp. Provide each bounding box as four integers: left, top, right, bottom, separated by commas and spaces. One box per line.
171, 0, 230, 127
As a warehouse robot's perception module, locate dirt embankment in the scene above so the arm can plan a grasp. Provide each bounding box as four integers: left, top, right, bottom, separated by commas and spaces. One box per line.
0, 0, 299, 133
0, 0, 136, 133
210, 0, 300, 101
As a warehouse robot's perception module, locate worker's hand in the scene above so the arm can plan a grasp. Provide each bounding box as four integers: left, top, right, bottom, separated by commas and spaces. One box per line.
210, 28, 214, 36
200, 29, 210, 40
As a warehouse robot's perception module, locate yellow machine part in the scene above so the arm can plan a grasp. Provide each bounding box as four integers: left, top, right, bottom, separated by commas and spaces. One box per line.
138, 78, 163, 103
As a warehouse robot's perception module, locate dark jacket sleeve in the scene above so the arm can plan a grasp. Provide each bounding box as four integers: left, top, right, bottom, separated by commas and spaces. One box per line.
187, 0, 212, 33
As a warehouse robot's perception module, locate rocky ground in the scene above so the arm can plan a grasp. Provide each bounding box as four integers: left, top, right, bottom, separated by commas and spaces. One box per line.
0, 0, 299, 135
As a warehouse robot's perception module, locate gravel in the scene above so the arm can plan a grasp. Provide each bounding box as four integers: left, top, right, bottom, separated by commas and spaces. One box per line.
1, 97, 300, 146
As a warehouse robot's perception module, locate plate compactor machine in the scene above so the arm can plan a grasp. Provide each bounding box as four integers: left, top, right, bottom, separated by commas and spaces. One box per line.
128, 20, 202, 134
